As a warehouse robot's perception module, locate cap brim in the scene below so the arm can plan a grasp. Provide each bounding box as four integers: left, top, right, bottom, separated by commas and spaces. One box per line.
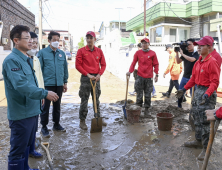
141, 40, 149, 43
86, 34, 93, 36
193, 41, 206, 46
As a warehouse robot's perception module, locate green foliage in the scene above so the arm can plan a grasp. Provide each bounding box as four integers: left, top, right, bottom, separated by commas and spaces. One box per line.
78, 37, 85, 49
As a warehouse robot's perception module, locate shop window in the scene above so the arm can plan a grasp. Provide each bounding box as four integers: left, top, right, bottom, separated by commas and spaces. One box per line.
179, 29, 187, 41
170, 29, 176, 42
155, 27, 162, 43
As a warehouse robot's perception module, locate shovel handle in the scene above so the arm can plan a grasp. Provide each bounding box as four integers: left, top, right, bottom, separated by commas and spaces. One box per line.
41, 142, 54, 170
125, 75, 130, 103
202, 120, 215, 170
90, 79, 97, 117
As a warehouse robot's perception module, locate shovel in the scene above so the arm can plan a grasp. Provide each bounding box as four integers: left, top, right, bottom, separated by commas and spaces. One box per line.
189, 86, 195, 131
41, 142, 69, 170
201, 120, 221, 170
90, 79, 102, 133
41, 142, 54, 170
122, 75, 130, 119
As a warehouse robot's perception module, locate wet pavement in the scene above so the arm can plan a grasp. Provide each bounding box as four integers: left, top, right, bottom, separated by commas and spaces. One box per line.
1, 60, 222, 169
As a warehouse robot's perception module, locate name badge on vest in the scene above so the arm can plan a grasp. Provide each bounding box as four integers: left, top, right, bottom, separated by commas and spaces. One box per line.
59, 54, 62, 57
148, 56, 150, 58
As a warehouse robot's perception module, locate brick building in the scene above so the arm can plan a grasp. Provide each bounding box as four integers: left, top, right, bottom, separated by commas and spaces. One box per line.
0, 0, 35, 50
0, 0, 35, 79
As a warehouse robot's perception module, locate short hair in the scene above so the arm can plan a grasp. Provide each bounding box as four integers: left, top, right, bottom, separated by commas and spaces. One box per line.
187, 38, 195, 43
48, 31, 60, 40
10, 25, 30, 42
30, 32, 38, 38
137, 43, 142, 48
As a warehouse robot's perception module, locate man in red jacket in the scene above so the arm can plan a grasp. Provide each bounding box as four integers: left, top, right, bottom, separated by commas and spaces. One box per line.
205, 36, 222, 68
175, 36, 220, 161
126, 38, 159, 117
76, 31, 106, 130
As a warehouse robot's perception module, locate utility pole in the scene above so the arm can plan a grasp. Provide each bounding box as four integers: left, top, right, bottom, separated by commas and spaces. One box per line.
39, 0, 42, 50
115, 8, 123, 31
144, 0, 146, 36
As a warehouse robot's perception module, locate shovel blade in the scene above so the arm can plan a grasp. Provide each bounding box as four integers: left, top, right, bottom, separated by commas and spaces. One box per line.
90, 117, 102, 133
122, 105, 127, 119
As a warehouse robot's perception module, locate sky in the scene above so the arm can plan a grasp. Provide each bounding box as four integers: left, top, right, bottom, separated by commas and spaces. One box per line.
17, 0, 144, 47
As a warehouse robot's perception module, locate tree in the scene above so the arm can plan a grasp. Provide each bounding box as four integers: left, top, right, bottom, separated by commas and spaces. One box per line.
78, 37, 84, 49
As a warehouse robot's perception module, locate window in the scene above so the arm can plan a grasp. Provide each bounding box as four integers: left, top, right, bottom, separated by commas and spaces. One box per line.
65, 37, 68, 40
170, 29, 176, 42
179, 29, 187, 41
203, 23, 209, 36
155, 27, 162, 43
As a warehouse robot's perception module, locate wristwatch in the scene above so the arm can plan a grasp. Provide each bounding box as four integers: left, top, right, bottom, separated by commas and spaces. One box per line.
156, 74, 159, 77
214, 112, 220, 120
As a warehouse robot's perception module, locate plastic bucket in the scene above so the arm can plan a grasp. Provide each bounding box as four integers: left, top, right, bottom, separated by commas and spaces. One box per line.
126, 109, 141, 123
156, 113, 174, 131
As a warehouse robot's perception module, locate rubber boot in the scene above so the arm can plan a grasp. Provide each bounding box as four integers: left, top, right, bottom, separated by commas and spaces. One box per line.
79, 119, 88, 130
102, 119, 107, 126
24, 146, 39, 170
183, 140, 203, 148
197, 148, 206, 161
144, 107, 150, 117
29, 135, 43, 158
8, 158, 24, 170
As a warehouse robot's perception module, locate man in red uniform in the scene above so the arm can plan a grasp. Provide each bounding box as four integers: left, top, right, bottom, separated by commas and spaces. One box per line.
76, 31, 106, 130
205, 36, 222, 68
126, 38, 159, 117
175, 36, 220, 161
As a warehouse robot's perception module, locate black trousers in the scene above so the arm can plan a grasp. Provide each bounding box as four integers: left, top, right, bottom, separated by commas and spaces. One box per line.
40, 86, 63, 126
167, 79, 179, 94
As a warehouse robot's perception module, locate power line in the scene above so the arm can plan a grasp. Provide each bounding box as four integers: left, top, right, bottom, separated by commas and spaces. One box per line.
164, 1, 192, 24
50, 15, 102, 22
164, 0, 208, 25
43, 1, 50, 16
43, 15, 53, 30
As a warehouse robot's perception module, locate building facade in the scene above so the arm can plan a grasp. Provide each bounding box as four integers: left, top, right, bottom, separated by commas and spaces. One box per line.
0, 0, 35, 79
127, 0, 222, 44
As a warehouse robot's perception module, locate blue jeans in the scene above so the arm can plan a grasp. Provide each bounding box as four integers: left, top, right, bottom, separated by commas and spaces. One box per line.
178, 77, 193, 108
152, 86, 156, 95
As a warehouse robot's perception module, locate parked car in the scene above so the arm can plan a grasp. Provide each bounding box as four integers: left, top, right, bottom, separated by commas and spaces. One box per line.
72, 52, 76, 57
65, 51, 72, 60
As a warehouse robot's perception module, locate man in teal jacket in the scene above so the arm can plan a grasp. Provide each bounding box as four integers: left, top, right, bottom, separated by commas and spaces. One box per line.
3, 25, 59, 170
38, 31, 69, 137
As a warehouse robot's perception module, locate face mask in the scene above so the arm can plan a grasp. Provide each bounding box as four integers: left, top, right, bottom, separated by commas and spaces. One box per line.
51, 41, 59, 48
27, 49, 37, 56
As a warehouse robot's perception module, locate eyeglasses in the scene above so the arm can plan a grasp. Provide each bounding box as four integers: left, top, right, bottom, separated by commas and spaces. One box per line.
20, 38, 33, 42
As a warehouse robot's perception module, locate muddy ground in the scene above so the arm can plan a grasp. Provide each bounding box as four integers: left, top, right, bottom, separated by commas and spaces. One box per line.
1, 59, 222, 170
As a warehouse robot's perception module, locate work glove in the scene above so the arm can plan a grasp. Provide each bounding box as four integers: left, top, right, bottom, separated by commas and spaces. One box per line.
175, 88, 186, 99
200, 94, 209, 105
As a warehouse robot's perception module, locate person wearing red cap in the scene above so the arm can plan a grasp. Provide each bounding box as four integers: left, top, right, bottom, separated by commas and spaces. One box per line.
126, 38, 159, 117
205, 36, 222, 68
175, 36, 220, 161
76, 31, 106, 130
